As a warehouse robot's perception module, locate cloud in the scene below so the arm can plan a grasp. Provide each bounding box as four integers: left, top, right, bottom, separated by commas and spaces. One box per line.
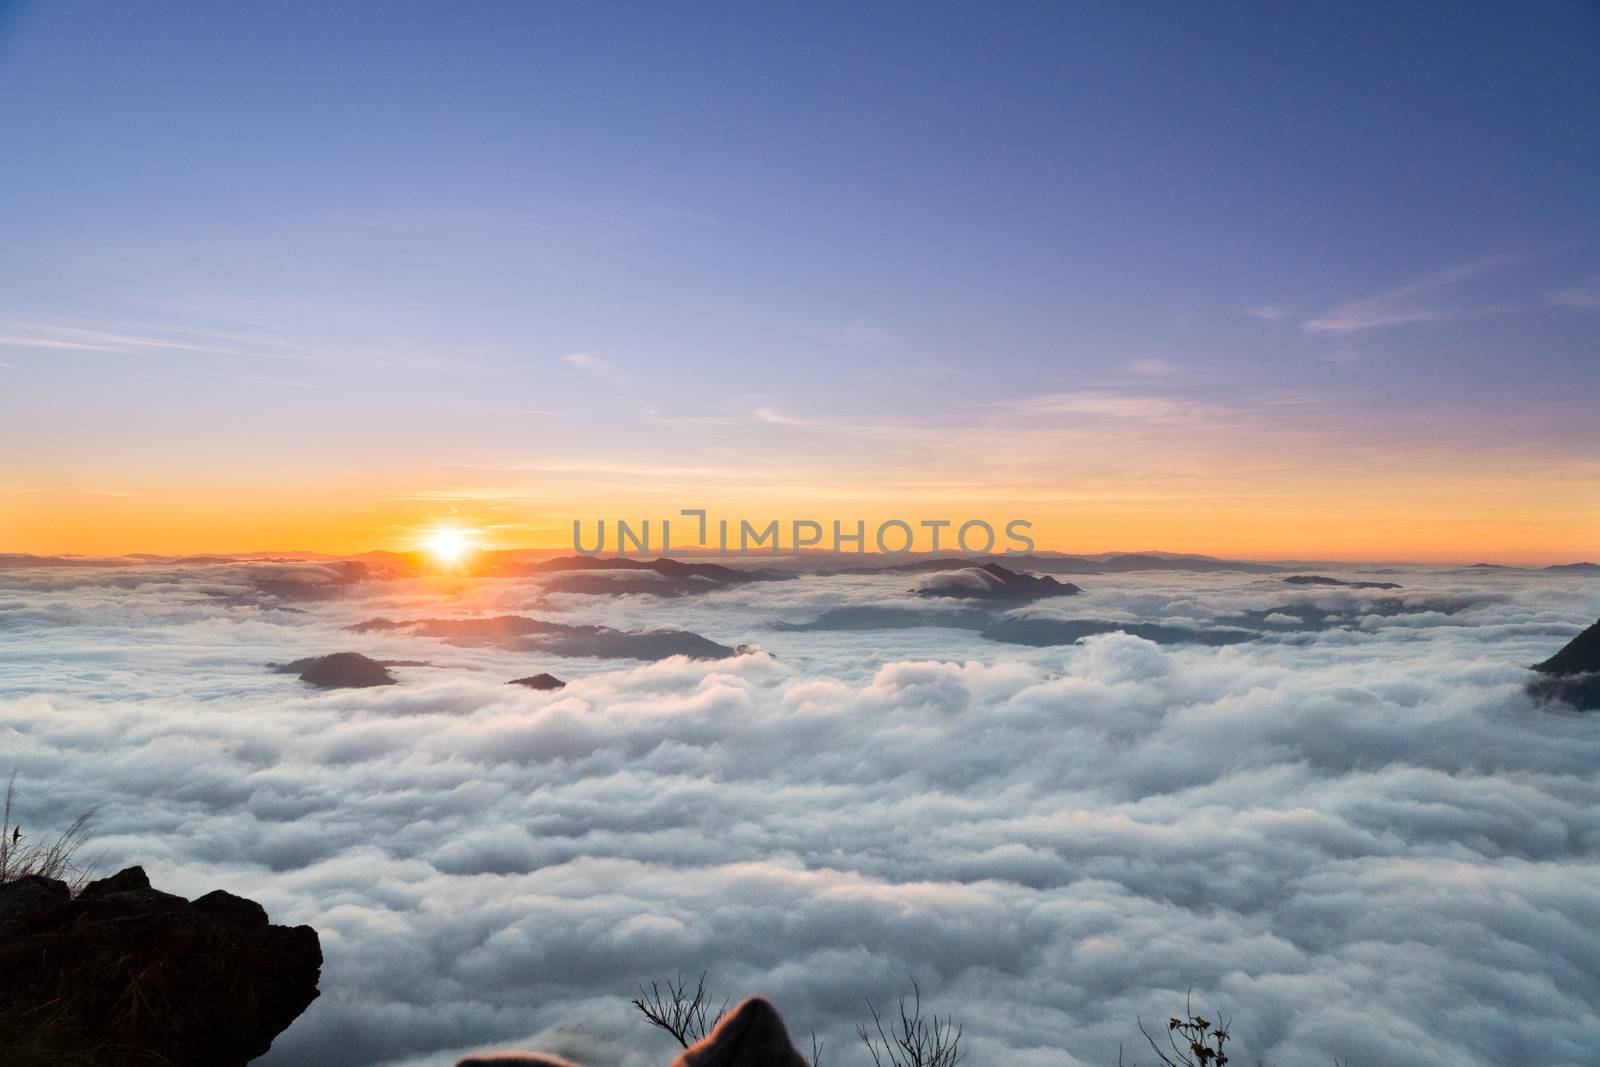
1125, 358, 1175, 378
1549, 279, 1600, 309
1243, 305, 1290, 322
838, 318, 893, 347
753, 408, 812, 427
1, 562, 1597, 1067
996, 391, 1222, 424
563, 353, 630, 385
1300, 256, 1521, 335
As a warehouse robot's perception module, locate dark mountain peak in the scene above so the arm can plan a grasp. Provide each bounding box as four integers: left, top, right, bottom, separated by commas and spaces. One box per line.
1283, 575, 1402, 590
916, 563, 1082, 601
271, 652, 396, 688
1529, 619, 1600, 711
508, 673, 566, 690
1533, 619, 1600, 676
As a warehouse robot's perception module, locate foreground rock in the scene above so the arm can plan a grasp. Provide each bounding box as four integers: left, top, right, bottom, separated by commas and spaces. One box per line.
0, 865, 321, 1066
1529, 618, 1600, 710
458, 996, 806, 1067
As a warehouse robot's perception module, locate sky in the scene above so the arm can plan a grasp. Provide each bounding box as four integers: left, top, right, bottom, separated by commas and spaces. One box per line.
1, 1, 1597, 561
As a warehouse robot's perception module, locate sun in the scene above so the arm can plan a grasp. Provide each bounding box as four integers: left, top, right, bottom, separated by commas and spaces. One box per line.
421, 528, 474, 566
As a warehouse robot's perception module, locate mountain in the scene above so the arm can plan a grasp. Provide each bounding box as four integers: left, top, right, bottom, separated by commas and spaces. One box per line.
508, 673, 566, 690
1544, 562, 1600, 574
1282, 575, 1402, 590
1533, 619, 1600, 677
915, 563, 1082, 601
271, 652, 397, 688
986, 553, 1278, 575
982, 617, 1257, 647
1528, 619, 1600, 711
349, 615, 738, 661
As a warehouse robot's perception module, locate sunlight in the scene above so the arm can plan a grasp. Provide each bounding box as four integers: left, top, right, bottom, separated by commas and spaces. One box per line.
421, 527, 474, 566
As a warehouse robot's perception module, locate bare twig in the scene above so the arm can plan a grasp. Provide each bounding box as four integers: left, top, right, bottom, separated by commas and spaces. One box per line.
856, 979, 963, 1067
631, 972, 728, 1048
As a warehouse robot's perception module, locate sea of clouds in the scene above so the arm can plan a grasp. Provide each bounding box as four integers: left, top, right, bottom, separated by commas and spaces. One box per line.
1, 560, 1597, 1067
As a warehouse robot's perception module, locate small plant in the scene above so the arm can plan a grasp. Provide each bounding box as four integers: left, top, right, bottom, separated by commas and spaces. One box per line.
1122, 995, 1230, 1067
0, 773, 96, 891
630, 970, 823, 1066
632, 971, 729, 1049
856, 979, 963, 1067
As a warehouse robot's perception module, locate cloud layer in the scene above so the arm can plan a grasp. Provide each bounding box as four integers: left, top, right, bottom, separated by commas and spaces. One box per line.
1, 561, 1597, 1066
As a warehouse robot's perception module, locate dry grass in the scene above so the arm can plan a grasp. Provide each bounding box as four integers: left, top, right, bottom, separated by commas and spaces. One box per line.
0, 773, 97, 892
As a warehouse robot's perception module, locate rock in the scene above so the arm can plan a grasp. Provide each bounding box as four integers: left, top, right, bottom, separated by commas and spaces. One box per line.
0, 865, 321, 1066
1529, 618, 1600, 710
673, 998, 809, 1067
271, 651, 397, 688
456, 997, 806, 1067
508, 673, 566, 690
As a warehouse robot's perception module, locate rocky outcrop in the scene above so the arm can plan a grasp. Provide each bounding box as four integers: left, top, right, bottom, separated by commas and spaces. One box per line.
508, 672, 566, 690
0, 865, 321, 1066
271, 651, 397, 688
1529, 618, 1600, 711
457, 997, 806, 1067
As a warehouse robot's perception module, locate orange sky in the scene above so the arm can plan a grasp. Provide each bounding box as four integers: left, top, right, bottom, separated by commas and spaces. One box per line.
5, 457, 1596, 565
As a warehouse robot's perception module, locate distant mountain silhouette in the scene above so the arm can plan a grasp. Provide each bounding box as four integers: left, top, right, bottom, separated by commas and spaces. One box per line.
471, 556, 787, 595
916, 563, 1082, 601
1527, 619, 1600, 711
1283, 575, 1402, 590
982, 617, 1257, 647
348, 615, 737, 661
775, 605, 992, 632
888, 553, 1278, 576
508, 673, 566, 690
1544, 562, 1600, 573
270, 652, 397, 688
1221, 595, 1474, 632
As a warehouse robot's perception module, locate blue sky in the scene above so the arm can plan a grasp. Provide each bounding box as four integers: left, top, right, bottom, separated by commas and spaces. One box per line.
1, 1, 1596, 557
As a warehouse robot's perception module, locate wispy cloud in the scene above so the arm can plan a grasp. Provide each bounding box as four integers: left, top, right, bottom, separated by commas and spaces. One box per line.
0, 323, 261, 356
754, 407, 813, 426
1126, 358, 1176, 378
1549, 278, 1600, 309
995, 390, 1222, 423
838, 317, 893, 347
563, 351, 630, 385
1301, 255, 1522, 334
0, 335, 120, 351
1243, 304, 1290, 321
